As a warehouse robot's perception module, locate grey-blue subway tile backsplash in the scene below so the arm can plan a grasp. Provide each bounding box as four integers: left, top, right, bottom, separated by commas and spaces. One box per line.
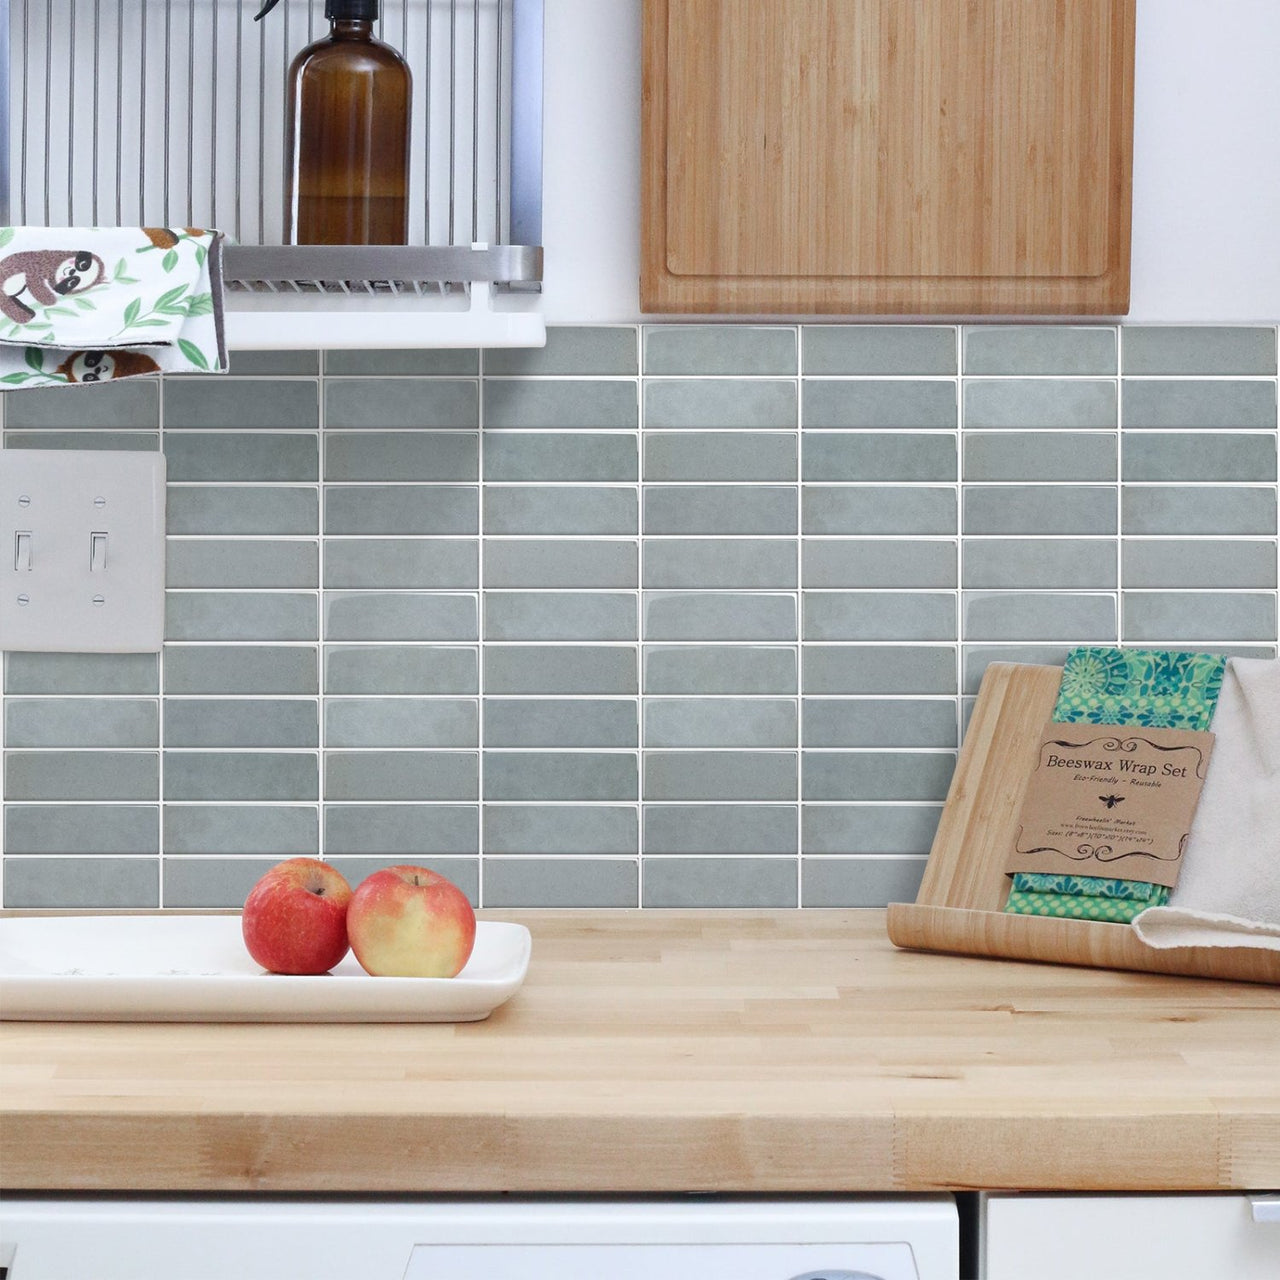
164, 432, 320, 482
802, 539, 957, 589
165, 486, 319, 536
324, 485, 478, 536
1122, 379, 1277, 430
166, 379, 319, 430
6, 805, 160, 855
801, 805, 942, 856
164, 806, 319, 856
324, 805, 479, 856
323, 592, 478, 642
643, 804, 797, 856
1121, 540, 1277, 590
4, 380, 158, 429
803, 380, 957, 430
642, 857, 796, 909
325, 379, 477, 430
483, 805, 638, 856
962, 539, 1117, 591
164, 700, 320, 749
486, 592, 638, 641
163, 752, 319, 802
963, 326, 1117, 376
1121, 326, 1277, 376
6, 699, 159, 748
802, 325, 957, 376
963, 432, 1117, 483
323, 431, 478, 482
1122, 486, 1276, 536
2, 325, 1277, 910
801, 432, 956, 482
644, 431, 797, 482
167, 540, 319, 589
325, 699, 479, 749
483, 379, 638, 429
484, 433, 640, 482
963, 378, 1117, 429
800, 856, 928, 908
321, 348, 476, 377
643, 591, 796, 641
164, 592, 319, 642
645, 325, 796, 376
485, 326, 639, 377
484, 700, 638, 749
644, 379, 797, 429
485, 486, 639, 536
643, 645, 797, 695
1120, 433, 1276, 483
323, 539, 477, 590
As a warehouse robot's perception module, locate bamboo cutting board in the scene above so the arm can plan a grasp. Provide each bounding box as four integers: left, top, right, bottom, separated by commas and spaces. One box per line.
643, 0, 1135, 314
886, 664, 1280, 985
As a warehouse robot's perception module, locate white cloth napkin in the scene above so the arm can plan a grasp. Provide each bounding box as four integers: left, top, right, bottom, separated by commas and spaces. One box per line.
1132, 657, 1280, 952
0, 226, 226, 386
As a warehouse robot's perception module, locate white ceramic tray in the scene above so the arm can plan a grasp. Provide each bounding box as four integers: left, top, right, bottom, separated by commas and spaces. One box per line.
0, 915, 532, 1023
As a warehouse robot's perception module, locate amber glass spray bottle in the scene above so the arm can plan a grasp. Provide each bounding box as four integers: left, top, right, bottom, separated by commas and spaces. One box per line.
254, 0, 411, 245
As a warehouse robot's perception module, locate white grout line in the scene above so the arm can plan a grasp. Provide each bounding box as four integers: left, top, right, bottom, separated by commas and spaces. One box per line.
793, 329, 804, 902
156, 359, 167, 904
476, 347, 486, 907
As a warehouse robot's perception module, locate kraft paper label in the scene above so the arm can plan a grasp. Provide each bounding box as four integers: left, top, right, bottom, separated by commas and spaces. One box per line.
1006, 724, 1215, 889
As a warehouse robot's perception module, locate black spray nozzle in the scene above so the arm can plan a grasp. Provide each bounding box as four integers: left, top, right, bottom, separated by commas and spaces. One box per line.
255, 0, 379, 20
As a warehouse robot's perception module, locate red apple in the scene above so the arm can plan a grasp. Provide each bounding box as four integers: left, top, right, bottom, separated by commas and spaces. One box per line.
346, 865, 476, 978
241, 858, 353, 975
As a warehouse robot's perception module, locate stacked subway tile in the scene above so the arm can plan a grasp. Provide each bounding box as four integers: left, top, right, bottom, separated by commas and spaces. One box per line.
0, 326, 1276, 909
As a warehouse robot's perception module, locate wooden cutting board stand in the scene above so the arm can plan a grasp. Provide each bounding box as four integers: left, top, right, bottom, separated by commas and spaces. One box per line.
886, 663, 1280, 985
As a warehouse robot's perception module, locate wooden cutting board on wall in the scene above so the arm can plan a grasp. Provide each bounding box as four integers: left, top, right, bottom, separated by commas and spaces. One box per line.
642, 0, 1136, 314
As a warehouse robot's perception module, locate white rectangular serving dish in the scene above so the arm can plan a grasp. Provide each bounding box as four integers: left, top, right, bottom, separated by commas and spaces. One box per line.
0, 915, 531, 1023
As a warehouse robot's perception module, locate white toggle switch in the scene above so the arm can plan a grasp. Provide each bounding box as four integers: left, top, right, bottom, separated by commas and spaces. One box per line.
0, 450, 166, 653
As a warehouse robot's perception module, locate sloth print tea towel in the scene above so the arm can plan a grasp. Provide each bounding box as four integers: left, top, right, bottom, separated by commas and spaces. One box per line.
0, 226, 227, 387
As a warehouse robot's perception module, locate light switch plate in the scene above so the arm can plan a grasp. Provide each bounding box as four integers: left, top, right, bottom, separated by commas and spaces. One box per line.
0, 449, 166, 652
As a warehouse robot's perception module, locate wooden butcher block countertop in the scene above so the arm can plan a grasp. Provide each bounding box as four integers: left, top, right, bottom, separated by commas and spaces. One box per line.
3, 910, 1278, 1194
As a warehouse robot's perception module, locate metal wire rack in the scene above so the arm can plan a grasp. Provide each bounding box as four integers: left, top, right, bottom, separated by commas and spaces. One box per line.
0, 0, 543, 297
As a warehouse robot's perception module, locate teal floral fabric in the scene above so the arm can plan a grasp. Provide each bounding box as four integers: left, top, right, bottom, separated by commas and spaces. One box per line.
1006, 647, 1225, 923
1010, 873, 1171, 902
1052, 647, 1226, 731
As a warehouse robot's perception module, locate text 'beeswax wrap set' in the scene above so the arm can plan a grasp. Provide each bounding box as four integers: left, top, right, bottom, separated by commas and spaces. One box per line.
1005, 647, 1280, 953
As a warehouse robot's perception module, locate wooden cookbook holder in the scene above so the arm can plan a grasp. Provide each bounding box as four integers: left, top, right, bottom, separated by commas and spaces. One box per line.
886, 663, 1280, 985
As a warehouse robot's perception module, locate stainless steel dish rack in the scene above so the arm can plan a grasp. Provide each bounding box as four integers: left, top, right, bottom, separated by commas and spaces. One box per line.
0, 0, 544, 347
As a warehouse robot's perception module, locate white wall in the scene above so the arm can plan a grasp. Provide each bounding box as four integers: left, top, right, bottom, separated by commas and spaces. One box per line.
539, 0, 1280, 324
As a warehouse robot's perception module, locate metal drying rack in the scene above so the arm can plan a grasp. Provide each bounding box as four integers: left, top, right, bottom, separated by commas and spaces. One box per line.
0, 0, 542, 316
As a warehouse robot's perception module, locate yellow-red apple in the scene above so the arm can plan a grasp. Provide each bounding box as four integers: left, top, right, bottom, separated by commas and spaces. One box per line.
241, 858, 353, 975
346, 865, 476, 978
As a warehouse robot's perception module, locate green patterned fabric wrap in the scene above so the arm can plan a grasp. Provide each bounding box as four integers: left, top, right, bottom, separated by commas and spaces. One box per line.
1051, 647, 1226, 731
1006, 647, 1226, 920
1010, 873, 1170, 902
1005, 886, 1170, 923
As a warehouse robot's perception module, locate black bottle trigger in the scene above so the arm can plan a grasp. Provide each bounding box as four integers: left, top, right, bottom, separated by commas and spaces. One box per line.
254, 0, 380, 20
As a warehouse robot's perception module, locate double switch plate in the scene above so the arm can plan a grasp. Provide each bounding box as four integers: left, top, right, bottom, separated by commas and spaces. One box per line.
0, 449, 166, 653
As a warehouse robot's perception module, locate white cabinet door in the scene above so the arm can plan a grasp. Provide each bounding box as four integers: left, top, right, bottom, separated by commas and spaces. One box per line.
0, 1197, 959, 1280
984, 1193, 1280, 1280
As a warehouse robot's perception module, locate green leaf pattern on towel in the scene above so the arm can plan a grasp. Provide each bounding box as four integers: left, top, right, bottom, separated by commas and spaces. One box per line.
1, 229, 223, 384
178, 339, 210, 370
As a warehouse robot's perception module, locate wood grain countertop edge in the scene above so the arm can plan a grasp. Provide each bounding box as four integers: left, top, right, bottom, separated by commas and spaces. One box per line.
3, 909, 1278, 1193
